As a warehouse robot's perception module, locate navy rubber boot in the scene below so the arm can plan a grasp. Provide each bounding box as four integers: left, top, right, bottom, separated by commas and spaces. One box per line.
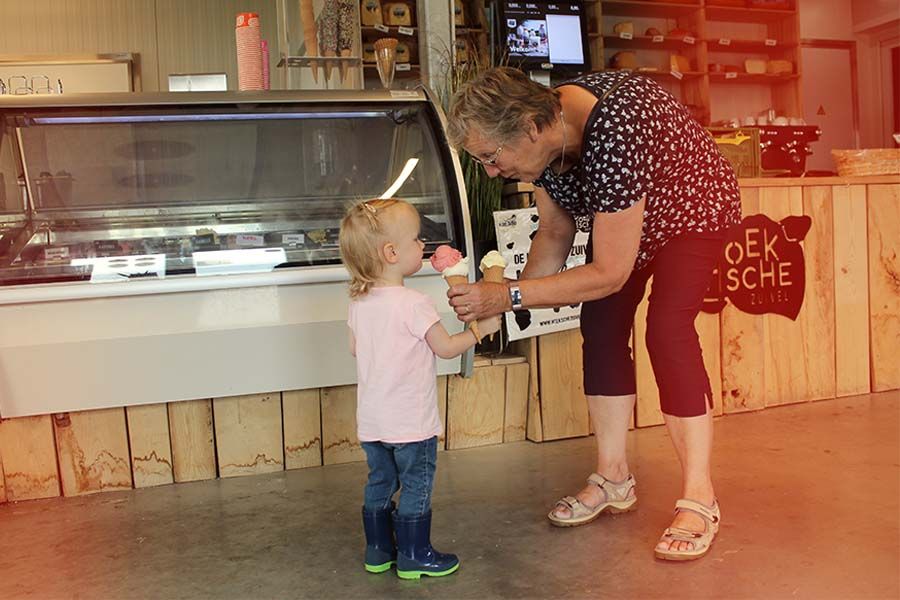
362, 504, 397, 573
393, 510, 459, 579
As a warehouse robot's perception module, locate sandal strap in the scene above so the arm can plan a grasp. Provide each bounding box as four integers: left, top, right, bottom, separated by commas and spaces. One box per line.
674, 498, 720, 525
663, 526, 706, 541
555, 496, 580, 511
587, 473, 636, 503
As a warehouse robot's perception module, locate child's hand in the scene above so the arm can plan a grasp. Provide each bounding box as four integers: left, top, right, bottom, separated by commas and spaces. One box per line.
477, 315, 502, 337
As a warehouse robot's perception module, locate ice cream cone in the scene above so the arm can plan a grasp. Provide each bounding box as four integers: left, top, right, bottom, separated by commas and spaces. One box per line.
374, 37, 397, 89
480, 266, 505, 340
444, 275, 482, 342
479, 251, 508, 341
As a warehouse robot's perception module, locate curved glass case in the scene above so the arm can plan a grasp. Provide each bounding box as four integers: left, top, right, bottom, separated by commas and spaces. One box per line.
0, 90, 465, 287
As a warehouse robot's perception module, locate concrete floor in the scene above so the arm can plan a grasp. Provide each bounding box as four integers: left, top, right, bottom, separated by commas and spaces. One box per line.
0, 391, 897, 600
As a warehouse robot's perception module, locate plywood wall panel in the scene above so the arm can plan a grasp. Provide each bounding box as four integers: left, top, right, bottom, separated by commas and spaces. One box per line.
126, 403, 174, 488
213, 393, 284, 478
0, 416, 60, 501
283, 389, 322, 469
168, 400, 217, 482
54, 408, 132, 496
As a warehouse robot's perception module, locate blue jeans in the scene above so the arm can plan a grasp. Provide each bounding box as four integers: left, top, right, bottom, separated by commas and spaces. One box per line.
361, 436, 437, 518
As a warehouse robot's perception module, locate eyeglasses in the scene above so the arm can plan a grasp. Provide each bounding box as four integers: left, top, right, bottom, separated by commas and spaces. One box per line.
470, 144, 503, 167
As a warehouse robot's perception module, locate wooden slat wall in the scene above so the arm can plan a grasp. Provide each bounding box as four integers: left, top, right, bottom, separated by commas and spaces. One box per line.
126, 403, 174, 488
447, 366, 506, 450
722, 187, 767, 413
321, 385, 364, 465
168, 400, 217, 483
537, 329, 589, 440
0, 416, 60, 501
283, 389, 323, 469
0, 0, 161, 90
214, 393, 284, 478
54, 409, 132, 496
504, 363, 529, 442
867, 184, 900, 392
832, 185, 871, 397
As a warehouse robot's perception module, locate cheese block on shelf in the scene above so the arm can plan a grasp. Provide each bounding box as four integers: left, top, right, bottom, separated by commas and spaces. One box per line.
670, 54, 691, 73
767, 60, 793, 75
610, 51, 638, 70
745, 59, 767, 74
613, 22, 634, 35
361, 0, 383, 26
383, 2, 412, 27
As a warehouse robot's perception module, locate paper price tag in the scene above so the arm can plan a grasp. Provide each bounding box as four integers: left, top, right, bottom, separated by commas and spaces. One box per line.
374, 24, 389, 33
282, 233, 305, 245
671, 70, 684, 80
725, 72, 738, 79
718, 38, 731, 46
619, 32, 633, 40
236, 234, 265, 247
765, 38, 777, 46
398, 26, 414, 36
396, 63, 411, 71
683, 36, 696, 45
652, 35, 664, 43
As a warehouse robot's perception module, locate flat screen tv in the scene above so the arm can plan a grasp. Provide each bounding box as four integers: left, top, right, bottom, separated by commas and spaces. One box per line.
497, 1, 591, 74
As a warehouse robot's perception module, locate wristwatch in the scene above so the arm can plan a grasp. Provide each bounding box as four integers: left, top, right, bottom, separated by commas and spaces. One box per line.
508, 283, 523, 311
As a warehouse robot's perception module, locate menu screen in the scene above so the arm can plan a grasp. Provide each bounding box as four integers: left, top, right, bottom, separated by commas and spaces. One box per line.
502, 2, 587, 66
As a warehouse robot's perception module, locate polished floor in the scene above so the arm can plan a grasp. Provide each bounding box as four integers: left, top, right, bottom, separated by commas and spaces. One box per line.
0, 391, 897, 600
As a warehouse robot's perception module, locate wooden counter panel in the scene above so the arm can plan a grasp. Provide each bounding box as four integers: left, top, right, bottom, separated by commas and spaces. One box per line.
283, 389, 323, 469
833, 185, 871, 396
54, 408, 132, 496
0, 415, 60, 501
447, 366, 506, 450
126, 403, 174, 488
537, 329, 589, 440
214, 393, 284, 478
867, 184, 900, 392
321, 385, 364, 465
168, 399, 217, 483
740, 175, 900, 188
504, 363, 530, 442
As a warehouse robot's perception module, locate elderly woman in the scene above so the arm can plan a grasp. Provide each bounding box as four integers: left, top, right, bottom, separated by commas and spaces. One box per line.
446, 67, 741, 561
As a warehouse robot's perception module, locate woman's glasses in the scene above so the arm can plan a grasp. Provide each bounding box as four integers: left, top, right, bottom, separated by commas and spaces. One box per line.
470, 144, 503, 167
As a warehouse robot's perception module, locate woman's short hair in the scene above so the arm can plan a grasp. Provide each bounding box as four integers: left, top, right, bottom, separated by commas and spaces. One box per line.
447, 66, 561, 150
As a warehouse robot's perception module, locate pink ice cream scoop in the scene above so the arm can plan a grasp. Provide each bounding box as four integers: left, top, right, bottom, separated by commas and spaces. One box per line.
429, 245, 462, 272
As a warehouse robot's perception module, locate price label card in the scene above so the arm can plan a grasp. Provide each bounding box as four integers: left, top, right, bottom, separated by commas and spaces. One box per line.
396, 63, 411, 71
236, 234, 265, 247
374, 24, 389, 33
652, 35, 664, 43
44, 247, 70, 261
718, 38, 731, 46
282, 233, 305, 245
725, 72, 738, 79
619, 32, 633, 40
683, 36, 696, 45
398, 26, 414, 36
765, 38, 777, 46
671, 70, 684, 80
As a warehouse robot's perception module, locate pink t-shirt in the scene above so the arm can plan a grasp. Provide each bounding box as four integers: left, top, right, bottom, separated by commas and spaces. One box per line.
348, 286, 443, 443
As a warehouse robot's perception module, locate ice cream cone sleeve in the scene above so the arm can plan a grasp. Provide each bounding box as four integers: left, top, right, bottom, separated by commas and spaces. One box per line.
443, 275, 482, 342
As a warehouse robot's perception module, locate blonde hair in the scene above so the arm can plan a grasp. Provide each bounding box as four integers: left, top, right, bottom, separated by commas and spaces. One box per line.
339, 198, 405, 298
447, 66, 561, 150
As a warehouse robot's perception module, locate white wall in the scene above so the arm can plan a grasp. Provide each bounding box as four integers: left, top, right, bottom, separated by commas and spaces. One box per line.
851, 0, 900, 32
799, 0, 854, 40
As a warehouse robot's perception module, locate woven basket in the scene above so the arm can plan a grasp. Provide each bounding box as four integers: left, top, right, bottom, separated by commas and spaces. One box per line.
831, 149, 900, 177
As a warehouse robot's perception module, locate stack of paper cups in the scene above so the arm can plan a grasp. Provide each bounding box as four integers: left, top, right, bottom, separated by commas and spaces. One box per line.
261, 40, 270, 90
236, 13, 263, 91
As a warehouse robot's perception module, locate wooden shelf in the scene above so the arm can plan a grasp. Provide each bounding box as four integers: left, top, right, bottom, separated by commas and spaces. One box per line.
704, 38, 797, 53
601, 1, 702, 18
603, 35, 698, 51
604, 68, 705, 81
709, 72, 798, 83
705, 5, 796, 23
361, 26, 418, 35
363, 63, 420, 76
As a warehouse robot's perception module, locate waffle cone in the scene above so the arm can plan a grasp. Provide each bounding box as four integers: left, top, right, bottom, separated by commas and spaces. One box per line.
374, 37, 398, 51
481, 265, 505, 283
443, 274, 482, 343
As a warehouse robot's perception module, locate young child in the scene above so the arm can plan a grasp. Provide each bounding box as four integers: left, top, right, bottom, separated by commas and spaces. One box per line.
339, 198, 500, 580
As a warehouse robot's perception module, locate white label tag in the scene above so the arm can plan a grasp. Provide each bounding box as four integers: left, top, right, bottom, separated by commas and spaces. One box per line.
282, 233, 305, 245
725, 71, 738, 79
683, 36, 696, 45
396, 63, 411, 71
398, 26, 414, 36
619, 32, 633, 40
718, 38, 731, 46
236, 234, 265, 247
671, 70, 684, 80
652, 35, 664, 43
390, 90, 419, 98
374, 24, 389, 33
765, 38, 777, 46
44, 246, 70, 260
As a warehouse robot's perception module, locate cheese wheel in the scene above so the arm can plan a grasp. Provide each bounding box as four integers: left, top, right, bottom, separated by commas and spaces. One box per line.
610, 51, 638, 70
745, 59, 767, 74
670, 54, 691, 72
613, 22, 634, 35
766, 60, 793, 75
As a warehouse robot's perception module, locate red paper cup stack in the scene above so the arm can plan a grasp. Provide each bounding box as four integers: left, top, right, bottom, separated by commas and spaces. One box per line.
236, 12, 263, 91
261, 40, 270, 90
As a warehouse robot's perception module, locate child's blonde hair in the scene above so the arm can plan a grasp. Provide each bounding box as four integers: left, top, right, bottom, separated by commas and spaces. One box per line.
339, 198, 405, 298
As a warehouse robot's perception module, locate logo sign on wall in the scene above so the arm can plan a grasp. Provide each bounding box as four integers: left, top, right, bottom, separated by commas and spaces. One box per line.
702, 214, 812, 320
493, 207, 589, 341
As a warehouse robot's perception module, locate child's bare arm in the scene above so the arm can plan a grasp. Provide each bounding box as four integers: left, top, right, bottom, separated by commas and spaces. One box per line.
424, 316, 502, 359
349, 328, 356, 357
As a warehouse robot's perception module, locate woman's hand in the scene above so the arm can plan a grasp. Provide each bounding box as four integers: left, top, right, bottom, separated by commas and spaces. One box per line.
448, 280, 511, 322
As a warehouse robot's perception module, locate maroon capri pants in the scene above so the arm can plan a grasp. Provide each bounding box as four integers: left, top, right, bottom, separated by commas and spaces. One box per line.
580, 230, 727, 417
